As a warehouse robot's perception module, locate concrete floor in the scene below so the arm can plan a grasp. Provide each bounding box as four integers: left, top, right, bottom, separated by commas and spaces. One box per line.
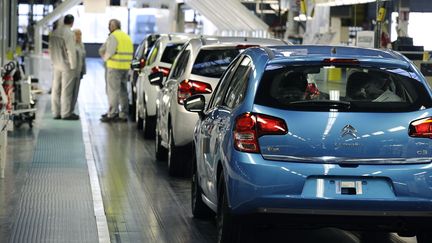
0, 58, 420, 243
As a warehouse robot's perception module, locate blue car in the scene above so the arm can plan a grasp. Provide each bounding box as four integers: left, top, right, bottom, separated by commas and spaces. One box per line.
184, 45, 432, 243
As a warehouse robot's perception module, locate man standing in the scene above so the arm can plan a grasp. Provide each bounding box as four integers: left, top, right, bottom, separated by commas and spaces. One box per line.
49, 14, 78, 120
100, 19, 133, 122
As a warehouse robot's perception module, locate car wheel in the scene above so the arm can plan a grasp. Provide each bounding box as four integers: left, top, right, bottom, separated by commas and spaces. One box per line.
167, 127, 182, 176
136, 97, 143, 130
191, 152, 213, 219
358, 231, 390, 242
417, 232, 432, 243
142, 104, 155, 139
129, 80, 136, 119
155, 119, 167, 160
217, 173, 242, 243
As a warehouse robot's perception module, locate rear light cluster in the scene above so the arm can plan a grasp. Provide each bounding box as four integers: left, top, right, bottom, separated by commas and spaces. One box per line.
236, 44, 259, 49
177, 80, 212, 105
234, 113, 288, 153
322, 58, 359, 65
151, 66, 170, 77
139, 58, 146, 69
409, 117, 432, 138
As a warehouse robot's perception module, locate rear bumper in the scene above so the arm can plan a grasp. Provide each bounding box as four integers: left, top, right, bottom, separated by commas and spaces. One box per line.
225, 152, 432, 218
233, 212, 432, 232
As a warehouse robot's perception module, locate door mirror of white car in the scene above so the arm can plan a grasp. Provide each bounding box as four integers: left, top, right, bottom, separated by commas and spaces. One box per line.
148, 72, 164, 88
130, 59, 141, 71
184, 95, 205, 116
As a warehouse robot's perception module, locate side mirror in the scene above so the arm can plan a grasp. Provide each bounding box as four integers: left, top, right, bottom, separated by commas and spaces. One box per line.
184, 95, 205, 116
131, 59, 141, 71
148, 72, 164, 88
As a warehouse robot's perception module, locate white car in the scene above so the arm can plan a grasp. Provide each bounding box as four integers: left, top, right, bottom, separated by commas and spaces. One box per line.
135, 34, 196, 137
150, 36, 287, 175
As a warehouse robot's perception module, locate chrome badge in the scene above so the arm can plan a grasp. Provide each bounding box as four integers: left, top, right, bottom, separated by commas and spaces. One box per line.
341, 125, 357, 138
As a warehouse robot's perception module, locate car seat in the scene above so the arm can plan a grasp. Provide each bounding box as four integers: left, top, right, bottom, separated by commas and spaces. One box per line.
346, 72, 372, 100
276, 71, 308, 101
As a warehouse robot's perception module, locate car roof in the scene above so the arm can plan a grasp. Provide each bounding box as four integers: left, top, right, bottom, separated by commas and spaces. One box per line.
188, 36, 286, 47
157, 33, 199, 42
257, 45, 412, 69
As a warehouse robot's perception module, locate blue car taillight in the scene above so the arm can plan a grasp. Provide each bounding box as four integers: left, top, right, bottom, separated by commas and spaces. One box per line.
234, 113, 288, 153
409, 117, 432, 138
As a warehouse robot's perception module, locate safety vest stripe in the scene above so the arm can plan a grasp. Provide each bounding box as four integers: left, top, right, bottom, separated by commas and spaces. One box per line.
111, 54, 133, 58
108, 58, 131, 62
115, 52, 133, 55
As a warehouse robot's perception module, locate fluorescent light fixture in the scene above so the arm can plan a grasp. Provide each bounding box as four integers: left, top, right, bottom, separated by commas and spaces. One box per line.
316, 0, 385, 7
387, 126, 405, 132
372, 131, 384, 135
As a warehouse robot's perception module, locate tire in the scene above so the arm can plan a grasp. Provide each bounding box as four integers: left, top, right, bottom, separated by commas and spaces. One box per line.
142, 104, 155, 139
417, 232, 432, 243
191, 152, 214, 219
217, 173, 242, 243
358, 231, 390, 243
155, 119, 167, 161
136, 96, 143, 130
129, 79, 136, 119
168, 127, 182, 176
136, 104, 143, 130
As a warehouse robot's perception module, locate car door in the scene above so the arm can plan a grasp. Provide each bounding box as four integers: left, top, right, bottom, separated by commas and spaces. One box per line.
198, 55, 246, 200
206, 56, 253, 200
159, 46, 191, 147
138, 40, 160, 115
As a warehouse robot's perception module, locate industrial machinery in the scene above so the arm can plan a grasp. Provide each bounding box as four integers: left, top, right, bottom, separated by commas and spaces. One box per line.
1, 60, 36, 128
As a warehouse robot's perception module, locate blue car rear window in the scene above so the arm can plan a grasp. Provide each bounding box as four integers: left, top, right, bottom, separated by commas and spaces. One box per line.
255, 65, 432, 112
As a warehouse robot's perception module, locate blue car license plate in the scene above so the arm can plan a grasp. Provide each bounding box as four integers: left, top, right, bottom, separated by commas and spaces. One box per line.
301, 177, 395, 199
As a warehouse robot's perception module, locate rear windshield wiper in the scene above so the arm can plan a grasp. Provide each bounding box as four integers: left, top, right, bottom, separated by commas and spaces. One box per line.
288, 100, 351, 109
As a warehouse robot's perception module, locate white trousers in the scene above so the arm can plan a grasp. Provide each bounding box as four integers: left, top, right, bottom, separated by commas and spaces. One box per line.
51, 68, 75, 118
71, 76, 81, 114
107, 68, 129, 118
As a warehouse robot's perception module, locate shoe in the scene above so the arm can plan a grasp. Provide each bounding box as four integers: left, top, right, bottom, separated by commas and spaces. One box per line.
101, 113, 108, 118
100, 115, 118, 123
117, 117, 127, 122
62, 113, 80, 120
53, 115, 61, 120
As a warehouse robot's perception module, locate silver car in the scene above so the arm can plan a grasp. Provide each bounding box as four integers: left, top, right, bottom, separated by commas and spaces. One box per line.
150, 36, 287, 176
135, 33, 196, 137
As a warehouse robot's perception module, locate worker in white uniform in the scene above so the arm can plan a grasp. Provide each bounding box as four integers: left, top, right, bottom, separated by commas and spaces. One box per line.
71, 29, 86, 114
99, 19, 133, 122
49, 14, 78, 120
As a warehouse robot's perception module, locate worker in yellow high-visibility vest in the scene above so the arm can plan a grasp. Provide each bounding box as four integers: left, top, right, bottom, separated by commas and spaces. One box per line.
99, 19, 133, 122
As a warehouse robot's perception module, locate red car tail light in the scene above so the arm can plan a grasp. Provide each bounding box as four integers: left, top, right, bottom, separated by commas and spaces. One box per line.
151, 66, 170, 77
323, 58, 360, 65
234, 113, 288, 153
409, 117, 432, 138
236, 44, 259, 49
177, 80, 212, 105
139, 58, 146, 68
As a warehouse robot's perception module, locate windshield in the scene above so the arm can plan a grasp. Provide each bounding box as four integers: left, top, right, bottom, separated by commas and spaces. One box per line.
192, 48, 241, 78
255, 65, 432, 112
